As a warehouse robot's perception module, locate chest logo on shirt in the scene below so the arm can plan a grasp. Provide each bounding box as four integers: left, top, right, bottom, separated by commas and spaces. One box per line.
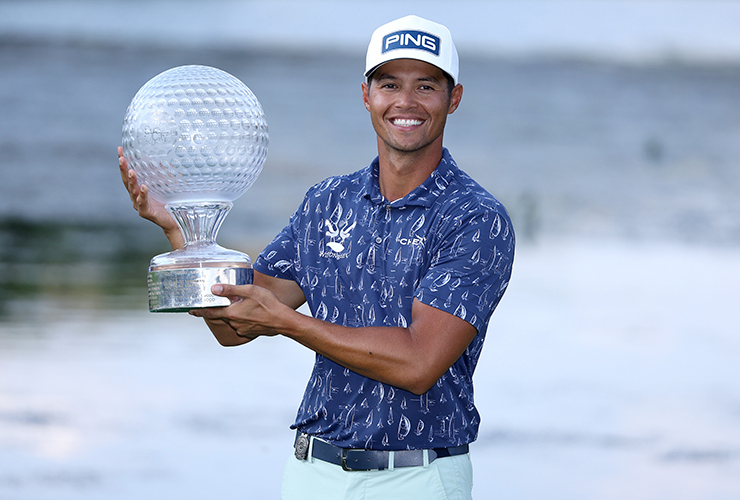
325, 219, 356, 254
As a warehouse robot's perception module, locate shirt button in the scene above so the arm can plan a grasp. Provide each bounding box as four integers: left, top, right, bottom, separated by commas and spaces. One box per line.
375, 237, 382, 244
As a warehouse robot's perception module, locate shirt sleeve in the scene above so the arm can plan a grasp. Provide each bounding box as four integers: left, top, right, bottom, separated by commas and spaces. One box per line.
253, 198, 305, 282
413, 202, 515, 332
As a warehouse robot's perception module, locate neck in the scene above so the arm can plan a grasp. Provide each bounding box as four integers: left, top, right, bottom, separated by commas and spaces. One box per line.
376, 140, 444, 201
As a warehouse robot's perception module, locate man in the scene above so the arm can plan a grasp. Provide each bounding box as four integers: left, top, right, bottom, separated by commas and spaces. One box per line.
120, 15, 514, 499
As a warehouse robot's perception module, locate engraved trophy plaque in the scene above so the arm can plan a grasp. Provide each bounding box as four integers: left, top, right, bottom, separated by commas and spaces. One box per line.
122, 65, 268, 312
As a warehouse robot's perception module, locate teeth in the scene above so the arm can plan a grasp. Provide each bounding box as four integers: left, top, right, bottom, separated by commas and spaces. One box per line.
393, 118, 422, 127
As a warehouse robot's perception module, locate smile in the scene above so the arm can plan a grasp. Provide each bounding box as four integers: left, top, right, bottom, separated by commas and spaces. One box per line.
391, 118, 423, 127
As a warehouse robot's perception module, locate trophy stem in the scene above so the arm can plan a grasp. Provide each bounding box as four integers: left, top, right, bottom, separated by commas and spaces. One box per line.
147, 201, 252, 312
167, 202, 233, 246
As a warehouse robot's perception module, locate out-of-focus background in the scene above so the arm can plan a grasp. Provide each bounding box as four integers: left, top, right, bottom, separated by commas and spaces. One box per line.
1, 1, 739, 499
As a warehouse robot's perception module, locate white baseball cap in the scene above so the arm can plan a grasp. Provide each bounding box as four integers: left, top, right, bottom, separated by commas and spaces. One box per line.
365, 15, 459, 85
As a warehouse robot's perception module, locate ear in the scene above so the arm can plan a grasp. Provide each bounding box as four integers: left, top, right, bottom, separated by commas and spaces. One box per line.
447, 83, 463, 115
361, 81, 371, 111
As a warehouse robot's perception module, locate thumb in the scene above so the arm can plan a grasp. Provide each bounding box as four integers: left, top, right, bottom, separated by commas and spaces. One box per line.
211, 283, 244, 302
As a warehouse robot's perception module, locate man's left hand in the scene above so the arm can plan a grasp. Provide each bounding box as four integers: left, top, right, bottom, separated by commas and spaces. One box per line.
190, 284, 290, 341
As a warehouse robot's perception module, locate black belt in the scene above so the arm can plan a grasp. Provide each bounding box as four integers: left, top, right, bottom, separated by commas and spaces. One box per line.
294, 432, 469, 471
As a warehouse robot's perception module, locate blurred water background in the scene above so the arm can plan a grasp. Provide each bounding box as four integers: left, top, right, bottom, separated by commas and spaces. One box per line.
1, 1, 739, 499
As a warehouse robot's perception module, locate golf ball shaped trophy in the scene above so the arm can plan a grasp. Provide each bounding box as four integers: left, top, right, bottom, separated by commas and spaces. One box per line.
122, 65, 268, 312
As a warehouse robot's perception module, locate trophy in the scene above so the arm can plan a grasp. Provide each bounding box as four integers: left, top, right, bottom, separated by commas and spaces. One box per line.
122, 65, 268, 312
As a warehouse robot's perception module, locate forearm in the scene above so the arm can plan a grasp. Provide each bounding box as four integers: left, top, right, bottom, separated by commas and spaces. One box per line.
191, 282, 476, 394
276, 311, 447, 395
194, 293, 430, 390
163, 224, 184, 250
204, 317, 251, 346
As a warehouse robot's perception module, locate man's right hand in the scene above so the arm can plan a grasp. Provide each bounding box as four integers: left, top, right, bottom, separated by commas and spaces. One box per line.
118, 146, 184, 249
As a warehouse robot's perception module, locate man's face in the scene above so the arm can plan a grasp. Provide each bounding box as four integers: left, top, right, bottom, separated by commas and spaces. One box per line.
362, 59, 462, 156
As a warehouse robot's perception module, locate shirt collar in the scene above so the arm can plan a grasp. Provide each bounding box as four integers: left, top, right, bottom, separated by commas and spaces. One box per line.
363, 148, 456, 208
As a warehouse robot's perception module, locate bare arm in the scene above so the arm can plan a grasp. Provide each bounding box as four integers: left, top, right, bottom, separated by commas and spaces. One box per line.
118, 147, 184, 249
119, 145, 475, 392
191, 282, 476, 395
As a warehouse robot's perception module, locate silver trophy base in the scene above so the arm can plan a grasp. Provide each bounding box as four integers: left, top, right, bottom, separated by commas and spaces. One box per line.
147, 266, 253, 313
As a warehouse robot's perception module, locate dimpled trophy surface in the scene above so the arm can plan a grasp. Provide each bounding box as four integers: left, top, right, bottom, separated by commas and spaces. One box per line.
122, 65, 269, 312
122, 65, 268, 203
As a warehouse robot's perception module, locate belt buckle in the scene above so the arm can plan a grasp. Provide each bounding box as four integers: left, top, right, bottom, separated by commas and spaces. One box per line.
294, 433, 310, 461
340, 449, 354, 471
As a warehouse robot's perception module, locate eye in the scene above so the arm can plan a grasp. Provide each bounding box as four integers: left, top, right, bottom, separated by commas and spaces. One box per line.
417, 84, 440, 94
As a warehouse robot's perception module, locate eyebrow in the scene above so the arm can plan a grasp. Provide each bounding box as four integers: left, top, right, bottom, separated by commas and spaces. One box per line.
375, 73, 442, 85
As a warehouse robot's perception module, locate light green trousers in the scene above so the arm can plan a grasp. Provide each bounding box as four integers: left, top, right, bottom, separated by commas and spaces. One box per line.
280, 449, 473, 500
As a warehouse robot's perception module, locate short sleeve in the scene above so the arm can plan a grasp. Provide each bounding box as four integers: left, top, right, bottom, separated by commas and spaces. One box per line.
253, 199, 305, 282
413, 204, 515, 332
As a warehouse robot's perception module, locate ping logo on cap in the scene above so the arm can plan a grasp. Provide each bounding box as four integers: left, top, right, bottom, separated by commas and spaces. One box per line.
382, 30, 440, 56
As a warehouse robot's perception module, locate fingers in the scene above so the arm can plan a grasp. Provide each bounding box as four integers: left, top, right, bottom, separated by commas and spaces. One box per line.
211, 283, 246, 299
118, 147, 132, 184
189, 307, 222, 319
118, 148, 149, 211
189, 306, 227, 318
188, 284, 281, 341
118, 148, 138, 201
118, 148, 130, 185
188, 284, 249, 319
136, 184, 150, 211
189, 303, 238, 322
126, 171, 142, 207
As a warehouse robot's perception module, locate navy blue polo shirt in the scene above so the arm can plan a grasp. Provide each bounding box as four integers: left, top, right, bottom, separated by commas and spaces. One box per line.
254, 149, 515, 450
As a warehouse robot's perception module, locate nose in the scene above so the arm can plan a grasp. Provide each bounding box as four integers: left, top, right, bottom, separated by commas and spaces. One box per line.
394, 86, 418, 109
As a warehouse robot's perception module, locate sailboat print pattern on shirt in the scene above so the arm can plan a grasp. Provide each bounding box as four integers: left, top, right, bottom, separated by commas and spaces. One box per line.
255, 149, 515, 450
